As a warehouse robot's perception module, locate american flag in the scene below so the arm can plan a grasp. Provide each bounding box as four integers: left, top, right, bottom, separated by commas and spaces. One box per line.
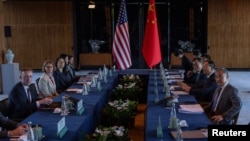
112, 0, 132, 70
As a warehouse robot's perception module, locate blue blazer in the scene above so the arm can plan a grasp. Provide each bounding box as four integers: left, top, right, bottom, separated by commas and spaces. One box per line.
8, 82, 38, 122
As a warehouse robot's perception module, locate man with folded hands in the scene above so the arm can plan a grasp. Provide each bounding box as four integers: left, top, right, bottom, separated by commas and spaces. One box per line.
0, 112, 28, 138
8, 67, 53, 122
179, 60, 218, 105
204, 67, 242, 125
183, 57, 207, 86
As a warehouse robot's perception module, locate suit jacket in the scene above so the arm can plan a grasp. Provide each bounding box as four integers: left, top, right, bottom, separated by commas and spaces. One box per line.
205, 83, 242, 125
8, 82, 39, 122
185, 70, 207, 86
38, 73, 57, 97
189, 72, 218, 102
0, 112, 17, 138
53, 69, 72, 92
67, 65, 75, 78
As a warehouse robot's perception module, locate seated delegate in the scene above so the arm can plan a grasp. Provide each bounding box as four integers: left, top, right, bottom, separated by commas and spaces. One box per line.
53, 56, 72, 93
204, 67, 242, 125
0, 112, 28, 138
38, 60, 58, 98
8, 67, 53, 122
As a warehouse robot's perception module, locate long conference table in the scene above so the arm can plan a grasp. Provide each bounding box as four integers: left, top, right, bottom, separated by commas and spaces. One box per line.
145, 70, 211, 141
5, 69, 211, 141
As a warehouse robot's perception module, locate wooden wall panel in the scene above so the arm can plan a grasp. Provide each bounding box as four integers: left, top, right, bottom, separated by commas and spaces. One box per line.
208, 0, 250, 68
1, 0, 250, 69
1, 1, 73, 69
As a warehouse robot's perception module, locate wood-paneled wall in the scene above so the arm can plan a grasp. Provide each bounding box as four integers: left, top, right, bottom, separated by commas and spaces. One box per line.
208, 0, 250, 68
0, 0, 250, 69
0, 1, 73, 69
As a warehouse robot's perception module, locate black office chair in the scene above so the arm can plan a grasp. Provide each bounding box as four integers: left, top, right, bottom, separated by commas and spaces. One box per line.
36, 78, 40, 89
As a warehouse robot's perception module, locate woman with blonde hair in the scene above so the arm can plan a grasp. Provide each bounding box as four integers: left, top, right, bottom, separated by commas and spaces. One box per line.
38, 60, 58, 98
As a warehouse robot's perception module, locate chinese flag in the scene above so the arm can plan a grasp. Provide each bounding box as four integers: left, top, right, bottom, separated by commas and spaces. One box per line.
142, 0, 162, 68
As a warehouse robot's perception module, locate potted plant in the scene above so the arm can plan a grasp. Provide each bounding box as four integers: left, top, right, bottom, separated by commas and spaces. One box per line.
101, 99, 138, 128
85, 125, 130, 141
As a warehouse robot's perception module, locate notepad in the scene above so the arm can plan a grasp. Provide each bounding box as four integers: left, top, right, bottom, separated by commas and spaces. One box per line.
178, 104, 204, 114
66, 88, 83, 93
171, 90, 189, 95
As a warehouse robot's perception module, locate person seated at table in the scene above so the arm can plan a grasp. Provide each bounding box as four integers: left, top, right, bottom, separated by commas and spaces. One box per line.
174, 49, 193, 81
180, 60, 218, 105
38, 60, 58, 98
8, 67, 53, 122
201, 53, 211, 62
68, 55, 80, 82
59, 53, 79, 82
204, 67, 242, 125
0, 112, 28, 138
53, 56, 72, 93
182, 57, 207, 86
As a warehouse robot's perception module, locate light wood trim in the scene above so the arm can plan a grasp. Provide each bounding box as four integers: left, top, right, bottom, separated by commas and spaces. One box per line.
170, 52, 194, 68
79, 53, 113, 69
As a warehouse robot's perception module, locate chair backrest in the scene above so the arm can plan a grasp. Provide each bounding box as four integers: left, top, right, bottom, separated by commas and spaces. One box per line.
36, 78, 40, 88
232, 112, 240, 125
35, 77, 40, 94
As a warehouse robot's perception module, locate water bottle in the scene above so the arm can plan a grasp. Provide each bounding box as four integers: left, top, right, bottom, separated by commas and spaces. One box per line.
27, 121, 35, 141
109, 69, 113, 77
171, 103, 176, 117
169, 103, 178, 129
61, 96, 68, 116
82, 83, 88, 95
98, 68, 103, 80
176, 121, 183, 141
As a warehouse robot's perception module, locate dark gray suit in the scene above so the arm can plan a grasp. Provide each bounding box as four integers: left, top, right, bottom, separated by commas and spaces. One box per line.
205, 83, 242, 125
189, 72, 218, 102
8, 82, 39, 122
0, 112, 17, 138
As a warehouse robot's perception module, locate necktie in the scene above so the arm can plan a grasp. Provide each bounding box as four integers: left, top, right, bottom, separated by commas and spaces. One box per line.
195, 72, 200, 84
27, 88, 32, 102
211, 87, 222, 111
50, 77, 54, 85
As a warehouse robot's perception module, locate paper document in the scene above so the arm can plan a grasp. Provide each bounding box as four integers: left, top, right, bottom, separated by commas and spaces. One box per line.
169, 75, 182, 78
179, 104, 204, 114
171, 90, 189, 95
166, 72, 180, 75
77, 76, 92, 84
66, 88, 83, 93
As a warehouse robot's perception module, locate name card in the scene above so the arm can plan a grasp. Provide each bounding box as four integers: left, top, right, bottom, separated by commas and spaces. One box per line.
77, 99, 84, 115
57, 117, 68, 138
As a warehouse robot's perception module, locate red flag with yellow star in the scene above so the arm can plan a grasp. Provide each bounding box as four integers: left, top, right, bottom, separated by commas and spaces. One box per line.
142, 0, 162, 68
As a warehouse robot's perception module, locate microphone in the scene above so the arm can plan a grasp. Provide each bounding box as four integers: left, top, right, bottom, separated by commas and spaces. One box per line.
155, 96, 174, 107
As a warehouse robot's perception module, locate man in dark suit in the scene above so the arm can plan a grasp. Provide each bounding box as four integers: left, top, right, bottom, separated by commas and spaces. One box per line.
183, 57, 207, 86
205, 67, 242, 125
181, 60, 218, 104
8, 67, 53, 122
0, 112, 27, 138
